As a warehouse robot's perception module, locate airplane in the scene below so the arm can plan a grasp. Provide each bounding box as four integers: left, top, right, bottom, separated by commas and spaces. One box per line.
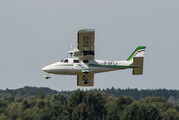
42, 29, 146, 86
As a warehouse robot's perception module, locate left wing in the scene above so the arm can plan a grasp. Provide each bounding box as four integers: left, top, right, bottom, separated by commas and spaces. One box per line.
77, 29, 95, 60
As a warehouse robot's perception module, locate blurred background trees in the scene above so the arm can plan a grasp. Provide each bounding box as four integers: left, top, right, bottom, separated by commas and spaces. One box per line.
0, 87, 179, 119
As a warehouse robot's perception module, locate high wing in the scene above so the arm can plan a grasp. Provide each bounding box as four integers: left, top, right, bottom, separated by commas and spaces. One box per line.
77, 74, 94, 86
77, 29, 95, 60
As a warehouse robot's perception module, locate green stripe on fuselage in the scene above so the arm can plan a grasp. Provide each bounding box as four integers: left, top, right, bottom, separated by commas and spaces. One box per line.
56, 64, 73, 66
89, 64, 139, 68
54, 64, 139, 68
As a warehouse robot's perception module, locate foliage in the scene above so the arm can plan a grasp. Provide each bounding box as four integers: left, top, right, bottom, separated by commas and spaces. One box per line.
1, 86, 179, 103
121, 103, 161, 120
62, 87, 179, 101
0, 89, 179, 119
0, 86, 58, 99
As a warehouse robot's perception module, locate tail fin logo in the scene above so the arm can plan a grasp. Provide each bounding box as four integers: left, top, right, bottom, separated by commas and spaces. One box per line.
134, 50, 145, 57
127, 46, 146, 61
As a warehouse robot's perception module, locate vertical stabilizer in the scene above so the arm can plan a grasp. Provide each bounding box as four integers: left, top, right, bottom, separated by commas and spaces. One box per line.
127, 46, 146, 62
128, 46, 146, 75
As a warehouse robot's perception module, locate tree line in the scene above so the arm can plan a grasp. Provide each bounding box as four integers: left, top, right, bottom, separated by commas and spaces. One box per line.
1, 86, 179, 105
0, 90, 179, 120
0, 86, 58, 99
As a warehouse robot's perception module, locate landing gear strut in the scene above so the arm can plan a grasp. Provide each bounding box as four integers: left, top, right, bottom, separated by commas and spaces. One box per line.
82, 74, 88, 84
82, 74, 92, 84
81, 69, 92, 84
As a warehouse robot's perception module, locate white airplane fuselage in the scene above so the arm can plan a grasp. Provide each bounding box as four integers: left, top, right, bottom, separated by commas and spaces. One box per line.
42, 58, 134, 75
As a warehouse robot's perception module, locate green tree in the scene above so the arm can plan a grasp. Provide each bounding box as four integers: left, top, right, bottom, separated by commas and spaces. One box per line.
36, 90, 46, 100
106, 96, 133, 120
121, 103, 161, 120
68, 90, 107, 120
72, 103, 90, 120
161, 108, 179, 120
83, 91, 107, 119
50, 93, 67, 105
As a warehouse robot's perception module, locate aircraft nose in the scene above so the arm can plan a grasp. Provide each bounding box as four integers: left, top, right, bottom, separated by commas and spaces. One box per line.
42, 66, 50, 72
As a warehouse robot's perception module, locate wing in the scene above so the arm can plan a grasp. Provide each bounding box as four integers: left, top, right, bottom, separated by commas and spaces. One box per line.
77, 29, 95, 60
77, 74, 94, 86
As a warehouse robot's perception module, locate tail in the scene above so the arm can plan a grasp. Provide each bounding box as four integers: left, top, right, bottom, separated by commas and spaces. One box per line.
127, 46, 146, 75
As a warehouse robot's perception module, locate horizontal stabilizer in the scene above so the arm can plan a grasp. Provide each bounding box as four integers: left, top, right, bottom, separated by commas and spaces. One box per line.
131, 57, 144, 75
133, 67, 143, 75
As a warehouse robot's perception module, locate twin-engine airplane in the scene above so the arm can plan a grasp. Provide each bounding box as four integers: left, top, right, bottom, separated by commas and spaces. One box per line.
42, 29, 146, 86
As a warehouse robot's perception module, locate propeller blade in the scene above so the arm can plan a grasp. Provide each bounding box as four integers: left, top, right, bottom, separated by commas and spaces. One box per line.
70, 44, 73, 58
70, 44, 72, 51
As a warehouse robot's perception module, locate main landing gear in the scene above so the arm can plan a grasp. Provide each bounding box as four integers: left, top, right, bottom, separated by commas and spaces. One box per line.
82, 74, 92, 84
81, 69, 92, 84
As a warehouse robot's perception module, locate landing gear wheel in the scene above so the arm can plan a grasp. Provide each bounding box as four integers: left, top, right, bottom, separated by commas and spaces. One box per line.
44, 73, 53, 79
82, 74, 89, 84
83, 80, 88, 84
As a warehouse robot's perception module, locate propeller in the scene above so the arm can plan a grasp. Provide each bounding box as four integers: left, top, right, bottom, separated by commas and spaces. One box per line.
70, 44, 72, 51
68, 44, 73, 58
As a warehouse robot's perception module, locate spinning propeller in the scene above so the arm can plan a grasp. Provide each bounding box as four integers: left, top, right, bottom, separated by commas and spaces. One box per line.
68, 44, 73, 58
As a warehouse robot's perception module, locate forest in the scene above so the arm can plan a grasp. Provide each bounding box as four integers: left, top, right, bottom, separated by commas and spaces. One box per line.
0, 87, 179, 119
1, 86, 179, 105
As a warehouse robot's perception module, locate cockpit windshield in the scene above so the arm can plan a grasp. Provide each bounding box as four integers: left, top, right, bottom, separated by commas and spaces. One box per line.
60, 59, 64, 62
60, 59, 68, 63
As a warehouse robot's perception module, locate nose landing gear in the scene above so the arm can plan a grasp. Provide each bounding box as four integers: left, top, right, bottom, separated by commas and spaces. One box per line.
44, 74, 53, 79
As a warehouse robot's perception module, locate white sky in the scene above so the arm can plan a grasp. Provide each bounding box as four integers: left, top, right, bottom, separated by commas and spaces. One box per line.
0, 0, 179, 91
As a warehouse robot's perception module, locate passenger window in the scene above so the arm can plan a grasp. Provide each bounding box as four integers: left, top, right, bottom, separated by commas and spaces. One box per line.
83, 60, 89, 63
74, 60, 80, 63
64, 59, 68, 63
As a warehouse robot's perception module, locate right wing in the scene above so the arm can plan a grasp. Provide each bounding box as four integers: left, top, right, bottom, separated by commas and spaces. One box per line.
77, 29, 95, 60
77, 74, 94, 86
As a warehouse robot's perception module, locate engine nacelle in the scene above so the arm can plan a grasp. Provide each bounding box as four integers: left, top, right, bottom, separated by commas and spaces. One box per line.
73, 51, 83, 57
81, 69, 92, 74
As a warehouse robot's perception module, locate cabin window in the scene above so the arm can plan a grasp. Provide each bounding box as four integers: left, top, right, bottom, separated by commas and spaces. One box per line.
61, 59, 64, 62
83, 60, 89, 63
64, 59, 68, 63
74, 60, 80, 63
